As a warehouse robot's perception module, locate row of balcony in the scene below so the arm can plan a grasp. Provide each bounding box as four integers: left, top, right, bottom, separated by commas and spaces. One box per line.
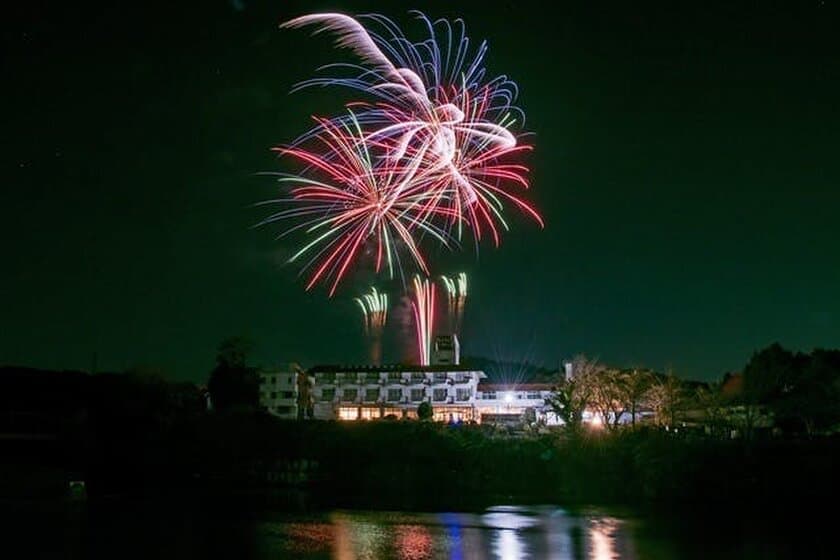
315, 374, 474, 385
319, 394, 473, 404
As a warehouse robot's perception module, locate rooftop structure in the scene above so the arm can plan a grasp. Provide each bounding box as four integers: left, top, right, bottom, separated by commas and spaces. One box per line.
431, 334, 460, 366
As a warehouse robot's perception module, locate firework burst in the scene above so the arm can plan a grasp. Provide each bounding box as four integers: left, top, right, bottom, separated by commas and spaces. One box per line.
257, 112, 454, 295
280, 11, 543, 248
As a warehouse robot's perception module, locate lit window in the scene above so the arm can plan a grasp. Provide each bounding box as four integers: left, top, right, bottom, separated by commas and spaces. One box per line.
338, 407, 358, 420
433, 409, 469, 423
359, 407, 380, 420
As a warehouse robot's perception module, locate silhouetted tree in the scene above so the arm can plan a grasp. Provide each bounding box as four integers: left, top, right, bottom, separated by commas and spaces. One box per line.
742, 343, 800, 404
739, 343, 804, 438
216, 336, 251, 369
546, 355, 599, 432
694, 379, 729, 437
790, 349, 840, 435
417, 401, 433, 421
207, 337, 259, 412
646, 372, 685, 428
588, 368, 630, 430
624, 369, 655, 427
590, 368, 657, 429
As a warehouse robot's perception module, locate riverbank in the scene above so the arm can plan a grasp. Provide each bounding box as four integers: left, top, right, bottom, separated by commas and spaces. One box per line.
10, 412, 839, 513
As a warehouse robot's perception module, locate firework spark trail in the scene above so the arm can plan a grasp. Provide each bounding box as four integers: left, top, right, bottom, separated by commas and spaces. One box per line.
279, 12, 543, 245
256, 111, 457, 295
441, 275, 457, 333
356, 286, 388, 335
385, 84, 543, 247
411, 275, 436, 366
440, 272, 468, 335
455, 271, 468, 333
356, 286, 388, 364
282, 12, 524, 128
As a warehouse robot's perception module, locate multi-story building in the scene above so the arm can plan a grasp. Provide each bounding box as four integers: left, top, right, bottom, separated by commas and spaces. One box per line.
309, 364, 487, 422
475, 383, 559, 426
259, 364, 303, 419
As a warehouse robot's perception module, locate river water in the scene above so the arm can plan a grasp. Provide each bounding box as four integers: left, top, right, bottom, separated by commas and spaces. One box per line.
5, 502, 828, 559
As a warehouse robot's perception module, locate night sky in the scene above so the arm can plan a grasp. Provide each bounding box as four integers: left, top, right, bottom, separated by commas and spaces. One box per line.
3, 1, 838, 382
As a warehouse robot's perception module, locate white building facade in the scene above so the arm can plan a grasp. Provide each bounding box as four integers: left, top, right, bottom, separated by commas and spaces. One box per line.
309, 365, 487, 422
475, 383, 560, 426
258, 364, 302, 419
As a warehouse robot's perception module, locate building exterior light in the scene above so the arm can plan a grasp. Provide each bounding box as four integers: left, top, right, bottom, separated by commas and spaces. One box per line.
504, 392, 514, 403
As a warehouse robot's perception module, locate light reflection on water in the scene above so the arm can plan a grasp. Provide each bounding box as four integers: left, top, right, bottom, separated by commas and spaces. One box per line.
269, 506, 635, 559
4, 501, 825, 560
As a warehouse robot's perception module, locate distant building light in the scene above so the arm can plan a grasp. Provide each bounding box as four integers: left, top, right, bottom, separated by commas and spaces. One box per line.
504, 392, 514, 403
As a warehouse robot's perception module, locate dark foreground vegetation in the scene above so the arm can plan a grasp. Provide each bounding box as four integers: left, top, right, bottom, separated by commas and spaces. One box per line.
195, 416, 840, 511
2, 364, 839, 512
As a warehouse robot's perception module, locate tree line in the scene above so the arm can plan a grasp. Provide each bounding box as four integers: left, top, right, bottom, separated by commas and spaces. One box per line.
548, 344, 840, 438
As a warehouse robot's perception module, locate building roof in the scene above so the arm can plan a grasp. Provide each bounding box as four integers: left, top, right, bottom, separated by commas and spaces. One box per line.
477, 383, 554, 391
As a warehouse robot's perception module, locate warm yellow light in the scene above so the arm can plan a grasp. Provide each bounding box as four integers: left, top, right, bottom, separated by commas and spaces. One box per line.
359, 407, 380, 420
338, 407, 359, 421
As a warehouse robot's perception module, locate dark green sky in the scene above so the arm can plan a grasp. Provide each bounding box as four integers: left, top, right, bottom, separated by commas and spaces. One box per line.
2, 1, 838, 382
